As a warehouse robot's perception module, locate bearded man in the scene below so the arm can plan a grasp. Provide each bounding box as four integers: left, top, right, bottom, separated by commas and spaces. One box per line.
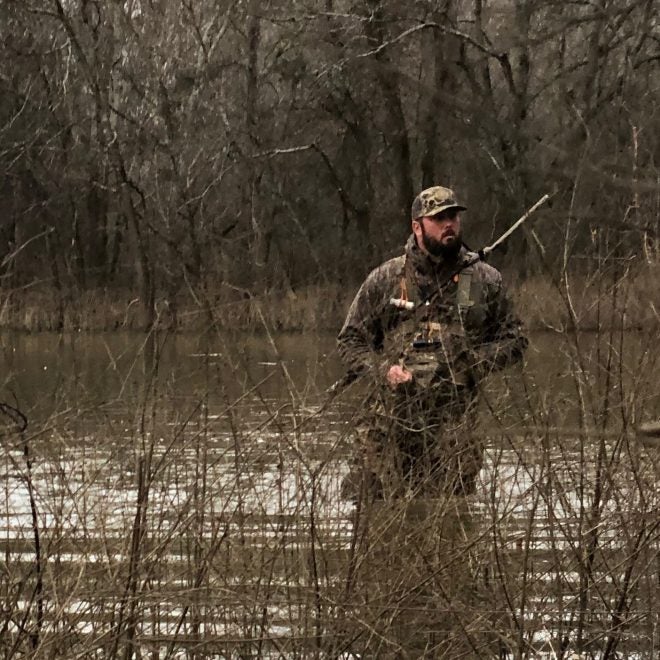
337, 185, 528, 500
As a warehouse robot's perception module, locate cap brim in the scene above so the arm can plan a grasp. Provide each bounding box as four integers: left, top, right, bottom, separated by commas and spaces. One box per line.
425, 203, 467, 216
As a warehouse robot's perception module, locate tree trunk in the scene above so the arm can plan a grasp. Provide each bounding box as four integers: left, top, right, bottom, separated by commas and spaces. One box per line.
420, 0, 460, 188
363, 1, 414, 227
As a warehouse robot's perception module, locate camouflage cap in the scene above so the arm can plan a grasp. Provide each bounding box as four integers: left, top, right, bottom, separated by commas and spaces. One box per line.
411, 186, 466, 220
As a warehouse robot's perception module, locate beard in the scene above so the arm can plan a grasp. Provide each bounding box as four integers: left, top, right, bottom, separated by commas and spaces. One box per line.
420, 224, 463, 261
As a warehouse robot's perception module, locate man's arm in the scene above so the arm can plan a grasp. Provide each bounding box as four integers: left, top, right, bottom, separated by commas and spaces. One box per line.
337, 273, 386, 380
338, 260, 416, 389
471, 274, 528, 377
338, 257, 410, 380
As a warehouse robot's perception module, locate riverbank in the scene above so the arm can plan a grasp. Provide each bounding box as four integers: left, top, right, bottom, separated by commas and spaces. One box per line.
1, 264, 658, 333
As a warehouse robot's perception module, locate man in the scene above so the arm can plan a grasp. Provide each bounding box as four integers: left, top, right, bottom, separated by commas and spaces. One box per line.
338, 185, 527, 500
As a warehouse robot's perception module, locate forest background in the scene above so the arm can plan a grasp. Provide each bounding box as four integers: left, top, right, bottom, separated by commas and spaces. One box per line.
1, 0, 658, 332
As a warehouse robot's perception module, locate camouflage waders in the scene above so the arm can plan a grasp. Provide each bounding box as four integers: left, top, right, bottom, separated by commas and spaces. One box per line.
341, 262, 485, 500
341, 350, 483, 500
335, 193, 527, 656
338, 233, 527, 501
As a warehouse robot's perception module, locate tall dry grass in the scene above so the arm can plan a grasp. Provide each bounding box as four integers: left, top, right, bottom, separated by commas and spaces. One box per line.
2, 257, 659, 334
0, 284, 349, 334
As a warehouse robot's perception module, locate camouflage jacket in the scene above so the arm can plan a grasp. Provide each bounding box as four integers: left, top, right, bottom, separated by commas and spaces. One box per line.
338, 235, 527, 388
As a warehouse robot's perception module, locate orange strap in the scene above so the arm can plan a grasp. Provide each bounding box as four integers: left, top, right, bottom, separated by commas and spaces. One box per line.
399, 275, 408, 303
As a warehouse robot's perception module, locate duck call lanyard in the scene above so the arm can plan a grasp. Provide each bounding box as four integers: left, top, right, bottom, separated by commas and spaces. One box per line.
394, 254, 472, 346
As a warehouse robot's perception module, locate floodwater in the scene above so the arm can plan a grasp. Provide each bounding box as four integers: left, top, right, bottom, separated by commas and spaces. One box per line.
1, 330, 659, 659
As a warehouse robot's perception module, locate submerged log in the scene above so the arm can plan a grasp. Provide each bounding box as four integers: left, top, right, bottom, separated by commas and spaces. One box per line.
637, 420, 660, 446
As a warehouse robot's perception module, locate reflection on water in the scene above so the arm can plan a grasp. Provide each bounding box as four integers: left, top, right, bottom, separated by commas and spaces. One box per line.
1, 331, 659, 658
1, 331, 341, 415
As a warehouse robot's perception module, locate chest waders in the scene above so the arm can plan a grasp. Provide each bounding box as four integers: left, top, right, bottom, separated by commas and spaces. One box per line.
385, 256, 479, 393
340, 194, 550, 500
342, 258, 485, 499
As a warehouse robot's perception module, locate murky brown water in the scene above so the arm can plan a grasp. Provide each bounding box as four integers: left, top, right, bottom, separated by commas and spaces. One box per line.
1, 330, 658, 658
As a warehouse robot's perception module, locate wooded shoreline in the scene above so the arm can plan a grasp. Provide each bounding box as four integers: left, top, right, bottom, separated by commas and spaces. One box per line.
2, 264, 658, 333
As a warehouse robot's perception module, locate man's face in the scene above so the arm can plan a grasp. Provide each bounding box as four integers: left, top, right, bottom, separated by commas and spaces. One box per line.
413, 210, 463, 259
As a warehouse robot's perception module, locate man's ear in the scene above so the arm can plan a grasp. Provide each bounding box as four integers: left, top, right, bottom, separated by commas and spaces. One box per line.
412, 219, 422, 241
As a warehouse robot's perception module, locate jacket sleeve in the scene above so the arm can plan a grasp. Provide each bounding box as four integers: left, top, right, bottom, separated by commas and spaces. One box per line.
471, 274, 528, 376
337, 267, 391, 380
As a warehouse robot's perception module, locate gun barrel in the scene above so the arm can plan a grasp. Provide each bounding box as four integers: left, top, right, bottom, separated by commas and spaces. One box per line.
483, 193, 552, 257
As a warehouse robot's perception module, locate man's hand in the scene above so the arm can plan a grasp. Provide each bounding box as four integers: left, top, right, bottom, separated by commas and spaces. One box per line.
385, 364, 413, 389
